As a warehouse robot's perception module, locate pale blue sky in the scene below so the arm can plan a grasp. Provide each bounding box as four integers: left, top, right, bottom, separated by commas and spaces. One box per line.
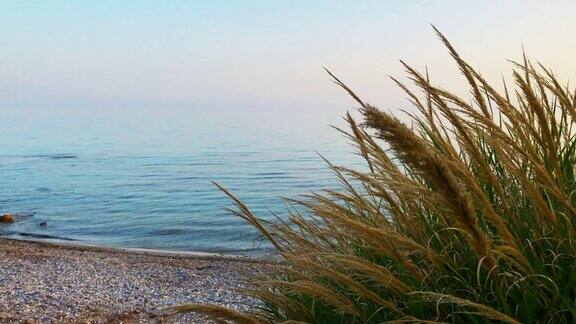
1, 1, 575, 111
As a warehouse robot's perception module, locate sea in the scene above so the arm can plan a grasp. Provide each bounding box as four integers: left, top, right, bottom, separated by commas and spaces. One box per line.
0, 107, 361, 255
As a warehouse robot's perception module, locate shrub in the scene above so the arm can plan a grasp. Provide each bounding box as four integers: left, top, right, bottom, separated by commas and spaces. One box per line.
178, 28, 576, 323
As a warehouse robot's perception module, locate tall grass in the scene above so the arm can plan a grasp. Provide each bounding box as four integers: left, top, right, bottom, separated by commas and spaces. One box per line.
178, 28, 576, 323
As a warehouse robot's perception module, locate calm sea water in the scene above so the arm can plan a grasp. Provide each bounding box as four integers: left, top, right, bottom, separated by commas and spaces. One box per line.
0, 107, 359, 255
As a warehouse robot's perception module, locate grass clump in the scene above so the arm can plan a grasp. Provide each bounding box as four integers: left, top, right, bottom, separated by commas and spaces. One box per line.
181, 28, 576, 323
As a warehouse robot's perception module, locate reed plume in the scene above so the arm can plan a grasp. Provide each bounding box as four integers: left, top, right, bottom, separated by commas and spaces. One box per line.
176, 27, 576, 323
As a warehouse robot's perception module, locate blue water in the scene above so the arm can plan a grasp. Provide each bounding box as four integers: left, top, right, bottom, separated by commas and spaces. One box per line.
0, 107, 359, 254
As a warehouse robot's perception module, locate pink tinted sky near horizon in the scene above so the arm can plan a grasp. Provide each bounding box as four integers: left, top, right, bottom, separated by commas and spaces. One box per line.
0, 1, 575, 113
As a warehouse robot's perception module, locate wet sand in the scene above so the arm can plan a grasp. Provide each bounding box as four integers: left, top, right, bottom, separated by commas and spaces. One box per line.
0, 238, 268, 322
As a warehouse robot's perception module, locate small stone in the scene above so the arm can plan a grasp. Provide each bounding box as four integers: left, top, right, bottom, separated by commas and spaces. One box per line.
0, 213, 14, 223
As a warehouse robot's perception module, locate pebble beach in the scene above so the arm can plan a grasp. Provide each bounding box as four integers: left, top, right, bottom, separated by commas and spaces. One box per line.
0, 238, 268, 322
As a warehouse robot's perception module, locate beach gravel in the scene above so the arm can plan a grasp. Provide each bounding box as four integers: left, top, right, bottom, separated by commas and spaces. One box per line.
0, 238, 268, 323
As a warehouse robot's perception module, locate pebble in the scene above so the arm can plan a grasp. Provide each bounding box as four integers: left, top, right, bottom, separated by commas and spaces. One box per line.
0, 238, 268, 322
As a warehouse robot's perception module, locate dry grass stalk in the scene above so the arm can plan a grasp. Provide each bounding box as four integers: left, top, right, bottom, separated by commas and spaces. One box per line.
174, 28, 576, 323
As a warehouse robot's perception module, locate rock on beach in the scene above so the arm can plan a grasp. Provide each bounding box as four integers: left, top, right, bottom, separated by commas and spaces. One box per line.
0, 213, 14, 223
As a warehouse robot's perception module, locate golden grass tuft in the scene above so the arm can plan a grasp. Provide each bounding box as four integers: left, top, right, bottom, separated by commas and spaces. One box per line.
176, 28, 576, 322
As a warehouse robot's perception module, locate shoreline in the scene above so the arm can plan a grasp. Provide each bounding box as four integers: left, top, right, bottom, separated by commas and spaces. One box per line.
1, 235, 266, 261
0, 237, 269, 322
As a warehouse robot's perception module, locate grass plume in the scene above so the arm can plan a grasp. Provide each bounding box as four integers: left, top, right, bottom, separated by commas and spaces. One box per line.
177, 28, 576, 322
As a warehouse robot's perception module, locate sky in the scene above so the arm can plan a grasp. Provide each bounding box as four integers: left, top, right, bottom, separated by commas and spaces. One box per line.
0, 0, 575, 112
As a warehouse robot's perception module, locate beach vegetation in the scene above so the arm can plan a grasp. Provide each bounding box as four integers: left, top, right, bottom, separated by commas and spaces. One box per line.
176, 28, 576, 323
